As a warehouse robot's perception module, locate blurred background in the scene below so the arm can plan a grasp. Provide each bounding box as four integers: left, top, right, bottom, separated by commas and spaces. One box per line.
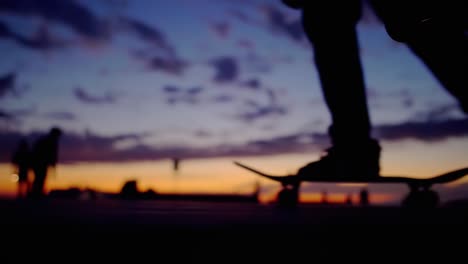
0, 0, 467, 205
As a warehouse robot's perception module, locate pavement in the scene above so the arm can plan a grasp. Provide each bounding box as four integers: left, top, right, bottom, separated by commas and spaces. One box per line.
1, 199, 467, 262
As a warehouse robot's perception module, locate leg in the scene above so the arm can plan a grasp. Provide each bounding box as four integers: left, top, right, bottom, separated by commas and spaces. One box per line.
370, 0, 468, 113
296, 1, 380, 179
301, 1, 371, 145
31, 167, 47, 198
406, 25, 468, 113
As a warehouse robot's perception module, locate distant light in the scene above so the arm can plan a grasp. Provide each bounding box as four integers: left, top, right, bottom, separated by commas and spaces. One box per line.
11, 174, 19, 183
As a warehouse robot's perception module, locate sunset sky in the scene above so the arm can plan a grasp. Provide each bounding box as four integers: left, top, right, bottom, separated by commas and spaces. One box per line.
0, 0, 467, 204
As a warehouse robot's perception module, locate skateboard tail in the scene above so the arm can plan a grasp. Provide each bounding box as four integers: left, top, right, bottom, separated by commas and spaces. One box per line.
233, 161, 295, 185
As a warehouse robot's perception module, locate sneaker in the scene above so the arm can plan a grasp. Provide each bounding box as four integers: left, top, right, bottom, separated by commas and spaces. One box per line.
297, 139, 381, 181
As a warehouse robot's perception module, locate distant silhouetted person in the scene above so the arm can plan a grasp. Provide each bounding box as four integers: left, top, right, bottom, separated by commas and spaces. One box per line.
120, 180, 140, 199
11, 139, 30, 199
360, 188, 369, 206
345, 193, 353, 206
173, 158, 180, 172
30, 127, 62, 199
320, 189, 328, 204
283, 1, 467, 179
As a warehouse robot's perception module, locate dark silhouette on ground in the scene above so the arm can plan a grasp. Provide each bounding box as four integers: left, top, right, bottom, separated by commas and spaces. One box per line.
360, 188, 369, 206
173, 158, 180, 173
11, 139, 30, 199
276, 184, 300, 208
49, 187, 96, 200
2, 199, 468, 262
280, 1, 467, 181
445, 199, 468, 208
29, 127, 62, 199
345, 193, 353, 206
320, 189, 328, 204
402, 188, 439, 208
115, 179, 259, 203
120, 180, 140, 199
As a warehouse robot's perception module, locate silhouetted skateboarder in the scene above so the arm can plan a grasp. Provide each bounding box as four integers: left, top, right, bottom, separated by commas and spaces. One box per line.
29, 127, 62, 199
282, 0, 468, 180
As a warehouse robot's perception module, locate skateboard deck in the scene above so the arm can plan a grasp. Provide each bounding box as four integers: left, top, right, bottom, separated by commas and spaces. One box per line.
234, 161, 468, 188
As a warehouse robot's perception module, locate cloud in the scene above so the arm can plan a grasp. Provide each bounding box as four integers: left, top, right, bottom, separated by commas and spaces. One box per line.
0, 0, 108, 40
374, 118, 468, 142
0, 107, 79, 125
194, 130, 212, 138
293, 115, 468, 144
230, 5, 305, 44
162, 85, 204, 105
210, 21, 230, 39
120, 17, 175, 55
228, 132, 327, 158
0, 20, 23, 45
8, 107, 36, 118
237, 39, 255, 50
0, 3, 187, 75
0, 129, 153, 163
43, 111, 77, 121
17, 24, 68, 51
132, 46, 188, 75
0, 128, 322, 163
187, 86, 204, 96
74, 87, 117, 104
210, 56, 239, 83
237, 105, 287, 123
1, 25, 93, 58
241, 78, 261, 90
401, 97, 414, 109
422, 104, 460, 121
0, 72, 15, 98
122, 17, 188, 76
236, 88, 288, 123
212, 94, 235, 104
1, 106, 35, 122
1, 116, 467, 163
236, 117, 468, 155
0, 20, 68, 52
0, 20, 10, 36
0, 109, 13, 120
243, 52, 273, 74
228, 10, 257, 26
163, 85, 180, 94
260, 4, 304, 43
405, 103, 462, 123
148, 56, 188, 76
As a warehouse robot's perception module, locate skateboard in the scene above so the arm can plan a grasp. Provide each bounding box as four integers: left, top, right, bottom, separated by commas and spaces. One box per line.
234, 161, 468, 207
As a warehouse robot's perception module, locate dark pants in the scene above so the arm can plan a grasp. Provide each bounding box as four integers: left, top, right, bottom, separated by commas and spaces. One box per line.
301, 1, 370, 146
301, 1, 467, 145
370, 0, 468, 112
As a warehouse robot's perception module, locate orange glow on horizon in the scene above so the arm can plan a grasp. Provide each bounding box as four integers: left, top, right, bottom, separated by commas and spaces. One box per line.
299, 192, 395, 205
0, 137, 467, 202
